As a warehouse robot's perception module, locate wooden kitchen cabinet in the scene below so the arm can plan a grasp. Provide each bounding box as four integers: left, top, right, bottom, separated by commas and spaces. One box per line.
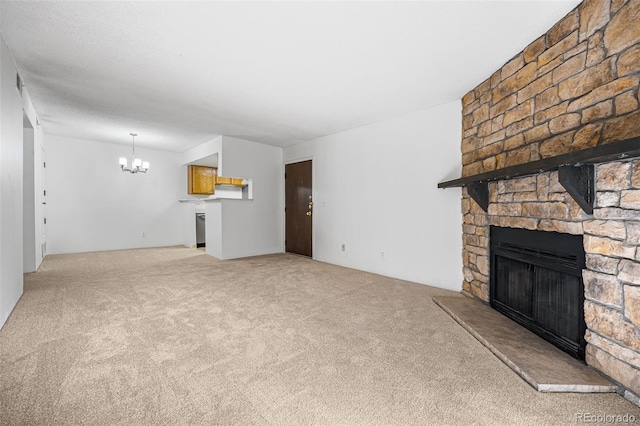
188, 165, 217, 195
216, 176, 246, 186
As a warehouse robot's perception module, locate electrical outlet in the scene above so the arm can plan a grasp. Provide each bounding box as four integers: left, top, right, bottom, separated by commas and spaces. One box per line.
380, 251, 385, 260
141, 232, 146, 238
341, 244, 346, 251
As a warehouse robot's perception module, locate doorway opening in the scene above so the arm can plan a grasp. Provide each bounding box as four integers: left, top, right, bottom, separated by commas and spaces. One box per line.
196, 213, 206, 248
22, 111, 36, 272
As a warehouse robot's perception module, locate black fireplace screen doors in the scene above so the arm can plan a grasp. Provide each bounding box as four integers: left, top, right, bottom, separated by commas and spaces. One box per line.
490, 226, 587, 360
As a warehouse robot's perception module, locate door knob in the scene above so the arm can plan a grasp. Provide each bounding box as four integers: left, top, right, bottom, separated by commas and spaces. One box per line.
306, 211, 312, 216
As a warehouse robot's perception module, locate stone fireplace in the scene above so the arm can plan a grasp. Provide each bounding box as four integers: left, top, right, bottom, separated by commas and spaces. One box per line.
456, 0, 640, 403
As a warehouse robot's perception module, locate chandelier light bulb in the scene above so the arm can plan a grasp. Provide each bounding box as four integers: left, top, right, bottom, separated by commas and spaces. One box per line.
119, 133, 149, 174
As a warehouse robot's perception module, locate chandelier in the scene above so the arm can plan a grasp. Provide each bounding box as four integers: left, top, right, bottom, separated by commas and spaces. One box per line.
119, 133, 149, 173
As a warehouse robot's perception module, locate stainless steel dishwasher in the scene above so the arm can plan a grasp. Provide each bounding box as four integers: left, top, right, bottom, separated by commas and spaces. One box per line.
196, 213, 206, 248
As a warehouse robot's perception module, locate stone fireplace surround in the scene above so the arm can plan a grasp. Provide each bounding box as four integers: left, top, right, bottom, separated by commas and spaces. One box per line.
458, 0, 640, 403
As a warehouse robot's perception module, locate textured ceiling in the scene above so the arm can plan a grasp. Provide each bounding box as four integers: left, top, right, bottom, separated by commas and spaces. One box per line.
0, 1, 581, 152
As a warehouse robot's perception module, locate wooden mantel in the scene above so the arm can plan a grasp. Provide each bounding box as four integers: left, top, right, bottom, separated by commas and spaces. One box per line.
438, 136, 640, 214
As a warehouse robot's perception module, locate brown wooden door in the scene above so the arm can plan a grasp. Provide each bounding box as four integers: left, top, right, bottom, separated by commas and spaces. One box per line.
285, 160, 312, 257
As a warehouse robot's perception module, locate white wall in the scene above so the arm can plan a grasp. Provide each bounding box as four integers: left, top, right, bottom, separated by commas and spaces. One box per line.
0, 36, 24, 327
0, 35, 45, 328
218, 136, 283, 259
204, 200, 222, 258
45, 134, 184, 254
284, 101, 463, 291
182, 136, 222, 166
181, 201, 198, 248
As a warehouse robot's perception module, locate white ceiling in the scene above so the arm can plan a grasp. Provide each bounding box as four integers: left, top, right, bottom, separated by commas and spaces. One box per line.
1, 1, 580, 152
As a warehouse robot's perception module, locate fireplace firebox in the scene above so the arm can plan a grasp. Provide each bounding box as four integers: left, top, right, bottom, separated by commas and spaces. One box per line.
490, 226, 586, 360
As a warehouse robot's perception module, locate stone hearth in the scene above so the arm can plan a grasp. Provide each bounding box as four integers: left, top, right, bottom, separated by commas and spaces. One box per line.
458, 0, 640, 403
433, 296, 617, 393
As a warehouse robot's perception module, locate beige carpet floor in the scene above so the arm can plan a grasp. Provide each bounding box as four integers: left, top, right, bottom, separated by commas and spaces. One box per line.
1, 247, 638, 425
